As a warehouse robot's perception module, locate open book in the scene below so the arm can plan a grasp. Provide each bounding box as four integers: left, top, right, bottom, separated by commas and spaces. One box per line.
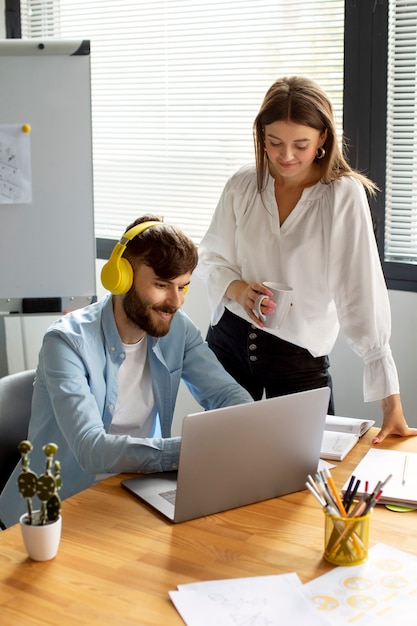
320, 415, 375, 461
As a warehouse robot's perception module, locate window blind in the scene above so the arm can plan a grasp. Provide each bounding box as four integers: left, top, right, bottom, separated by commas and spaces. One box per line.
385, 0, 417, 265
20, 0, 344, 244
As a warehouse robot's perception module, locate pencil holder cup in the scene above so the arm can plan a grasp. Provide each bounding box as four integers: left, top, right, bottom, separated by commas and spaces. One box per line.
323, 508, 371, 566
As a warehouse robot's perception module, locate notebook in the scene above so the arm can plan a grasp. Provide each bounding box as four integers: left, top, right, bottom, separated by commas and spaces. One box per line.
342, 448, 417, 509
320, 415, 375, 461
121, 386, 330, 523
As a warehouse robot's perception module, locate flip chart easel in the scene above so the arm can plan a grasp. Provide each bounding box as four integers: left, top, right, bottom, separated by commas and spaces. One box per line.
0, 39, 96, 376
0, 39, 96, 314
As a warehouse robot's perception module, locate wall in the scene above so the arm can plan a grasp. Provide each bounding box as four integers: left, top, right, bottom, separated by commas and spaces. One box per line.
328, 289, 417, 425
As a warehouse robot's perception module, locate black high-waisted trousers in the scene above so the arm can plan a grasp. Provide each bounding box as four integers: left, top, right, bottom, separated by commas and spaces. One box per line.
207, 307, 334, 414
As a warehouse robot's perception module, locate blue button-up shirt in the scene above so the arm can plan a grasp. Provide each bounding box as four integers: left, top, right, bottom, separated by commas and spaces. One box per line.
0, 295, 252, 527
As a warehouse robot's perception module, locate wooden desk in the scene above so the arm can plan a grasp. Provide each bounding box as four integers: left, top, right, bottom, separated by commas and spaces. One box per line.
1, 428, 417, 625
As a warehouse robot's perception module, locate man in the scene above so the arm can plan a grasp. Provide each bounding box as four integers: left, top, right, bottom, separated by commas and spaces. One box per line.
0, 215, 252, 528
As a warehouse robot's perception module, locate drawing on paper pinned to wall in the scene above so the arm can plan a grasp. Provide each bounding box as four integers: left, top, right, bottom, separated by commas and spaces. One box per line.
0, 123, 32, 204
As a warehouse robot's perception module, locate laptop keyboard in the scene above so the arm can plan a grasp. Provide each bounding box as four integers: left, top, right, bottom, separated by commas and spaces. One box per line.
159, 489, 177, 505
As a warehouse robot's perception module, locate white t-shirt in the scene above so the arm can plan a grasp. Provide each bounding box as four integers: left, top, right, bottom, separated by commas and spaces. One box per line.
196, 164, 399, 402
110, 335, 158, 437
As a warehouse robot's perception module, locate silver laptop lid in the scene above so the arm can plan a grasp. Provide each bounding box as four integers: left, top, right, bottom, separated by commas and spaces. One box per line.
174, 387, 329, 522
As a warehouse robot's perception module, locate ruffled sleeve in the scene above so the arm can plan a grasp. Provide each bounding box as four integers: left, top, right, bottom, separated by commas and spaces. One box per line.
327, 178, 399, 402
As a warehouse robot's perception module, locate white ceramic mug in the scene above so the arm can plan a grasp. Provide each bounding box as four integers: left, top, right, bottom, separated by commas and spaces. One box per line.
254, 281, 293, 329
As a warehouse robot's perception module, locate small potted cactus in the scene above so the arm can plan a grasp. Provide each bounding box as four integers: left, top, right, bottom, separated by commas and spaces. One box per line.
18, 440, 63, 561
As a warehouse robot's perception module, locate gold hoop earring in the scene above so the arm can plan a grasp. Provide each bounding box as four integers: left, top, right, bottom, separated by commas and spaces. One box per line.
316, 147, 326, 159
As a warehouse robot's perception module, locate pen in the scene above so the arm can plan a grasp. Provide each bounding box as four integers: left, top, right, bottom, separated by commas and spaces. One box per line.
305, 482, 326, 507
402, 456, 409, 485
360, 473, 392, 513
324, 468, 347, 517
308, 475, 340, 517
378, 473, 392, 493
345, 478, 361, 514
362, 489, 383, 515
316, 472, 338, 510
306, 482, 340, 517
367, 473, 391, 501
342, 475, 355, 508
345, 497, 368, 519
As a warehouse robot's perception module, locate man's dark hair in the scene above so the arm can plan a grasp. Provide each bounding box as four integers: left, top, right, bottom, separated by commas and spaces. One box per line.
123, 214, 198, 278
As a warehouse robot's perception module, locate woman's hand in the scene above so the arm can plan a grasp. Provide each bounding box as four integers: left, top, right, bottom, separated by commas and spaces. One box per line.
226, 280, 276, 327
372, 394, 417, 443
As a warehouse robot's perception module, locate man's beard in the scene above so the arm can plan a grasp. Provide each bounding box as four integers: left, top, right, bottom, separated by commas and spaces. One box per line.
122, 287, 177, 337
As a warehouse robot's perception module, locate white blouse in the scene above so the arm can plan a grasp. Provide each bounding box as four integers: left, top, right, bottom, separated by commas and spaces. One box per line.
196, 164, 399, 403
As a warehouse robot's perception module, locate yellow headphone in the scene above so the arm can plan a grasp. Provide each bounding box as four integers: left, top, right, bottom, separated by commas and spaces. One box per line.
101, 220, 189, 296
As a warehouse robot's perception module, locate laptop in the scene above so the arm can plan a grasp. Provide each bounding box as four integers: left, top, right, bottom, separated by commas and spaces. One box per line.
121, 386, 330, 523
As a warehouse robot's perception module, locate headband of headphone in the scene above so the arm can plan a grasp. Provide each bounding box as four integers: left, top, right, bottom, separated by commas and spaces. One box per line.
101, 220, 189, 296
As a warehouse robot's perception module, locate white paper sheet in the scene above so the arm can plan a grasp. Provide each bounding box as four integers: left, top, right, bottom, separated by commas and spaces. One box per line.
170, 572, 331, 626
0, 123, 32, 204
303, 543, 417, 625
342, 449, 417, 507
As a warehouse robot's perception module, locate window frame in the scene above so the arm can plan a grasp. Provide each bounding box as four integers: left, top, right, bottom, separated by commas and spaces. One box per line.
5, 0, 21, 38
344, 0, 417, 292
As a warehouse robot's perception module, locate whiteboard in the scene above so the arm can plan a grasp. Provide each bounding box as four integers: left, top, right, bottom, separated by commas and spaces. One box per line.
0, 39, 95, 313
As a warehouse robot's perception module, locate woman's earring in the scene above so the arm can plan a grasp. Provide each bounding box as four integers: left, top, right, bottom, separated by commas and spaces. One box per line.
316, 146, 326, 159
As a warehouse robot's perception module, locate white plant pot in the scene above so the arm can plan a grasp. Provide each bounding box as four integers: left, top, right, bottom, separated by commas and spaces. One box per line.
19, 511, 62, 561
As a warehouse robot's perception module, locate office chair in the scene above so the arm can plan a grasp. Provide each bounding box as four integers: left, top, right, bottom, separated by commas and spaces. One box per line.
0, 369, 36, 495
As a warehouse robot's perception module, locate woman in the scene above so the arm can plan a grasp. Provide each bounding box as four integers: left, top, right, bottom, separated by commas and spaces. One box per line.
196, 76, 416, 444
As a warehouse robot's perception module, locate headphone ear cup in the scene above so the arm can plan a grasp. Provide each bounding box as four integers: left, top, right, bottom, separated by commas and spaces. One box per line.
114, 257, 134, 294
101, 256, 133, 295
101, 220, 161, 295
